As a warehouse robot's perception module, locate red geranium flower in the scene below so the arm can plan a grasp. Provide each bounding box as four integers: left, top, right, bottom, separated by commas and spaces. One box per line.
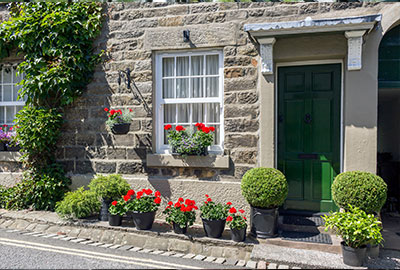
110, 109, 116, 116
168, 201, 173, 206
239, 209, 245, 214
243, 217, 247, 220
123, 195, 131, 202
111, 201, 117, 206
104, 108, 109, 112
164, 124, 172, 130
136, 191, 143, 199
193, 206, 198, 210
209, 126, 215, 132
178, 197, 184, 203
129, 109, 133, 112
206, 197, 212, 202
195, 123, 205, 130
229, 207, 237, 214
127, 189, 135, 196
144, 189, 153, 195
174, 202, 181, 208
226, 202, 232, 206
154, 197, 161, 204
205, 194, 209, 198
165, 206, 171, 210
9, 127, 12, 131
155, 191, 161, 197
176, 125, 185, 132
201, 127, 210, 134
226, 216, 233, 222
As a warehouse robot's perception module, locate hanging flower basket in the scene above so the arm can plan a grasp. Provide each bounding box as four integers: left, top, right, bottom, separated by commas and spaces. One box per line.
111, 123, 131, 135
104, 108, 133, 135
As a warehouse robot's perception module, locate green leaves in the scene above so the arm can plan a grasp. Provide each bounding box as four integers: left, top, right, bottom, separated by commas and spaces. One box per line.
88, 174, 131, 201
323, 205, 384, 249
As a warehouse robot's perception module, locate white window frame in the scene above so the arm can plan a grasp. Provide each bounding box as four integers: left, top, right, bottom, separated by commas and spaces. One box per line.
155, 50, 224, 154
0, 66, 25, 125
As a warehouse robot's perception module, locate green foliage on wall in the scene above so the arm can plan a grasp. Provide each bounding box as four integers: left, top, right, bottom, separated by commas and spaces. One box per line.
0, 2, 104, 210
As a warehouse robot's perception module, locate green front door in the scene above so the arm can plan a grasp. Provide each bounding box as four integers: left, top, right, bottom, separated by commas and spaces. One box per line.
278, 64, 341, 213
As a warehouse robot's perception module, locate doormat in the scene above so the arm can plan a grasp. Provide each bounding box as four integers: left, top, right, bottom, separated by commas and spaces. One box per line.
282, 216, 325, 227
280, 231, 332, 245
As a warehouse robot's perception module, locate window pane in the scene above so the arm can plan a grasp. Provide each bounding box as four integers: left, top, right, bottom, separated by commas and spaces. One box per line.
6, 106, 14, 123
176, 78, 189, 98
205, 77, 219, 97
3, 85, 12, 101
191, 56, 203, 76
177, 56, 189, 76
206, 55, 219, 75
13, 84, 21, 101
192, 103, 204, 123
206, 103, 220, 123
177, 104, 190, 123
209, 125, 220, 145
191, 78, 203, 98
164, 104, 176, 123
162, 57, 174, 77
162, 79, 174, 99
13, 70, 22, 84
3, 68, 12, 83
0, 106, 4, 123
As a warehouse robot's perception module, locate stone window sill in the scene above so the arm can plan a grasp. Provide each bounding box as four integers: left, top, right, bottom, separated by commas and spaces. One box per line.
146, 154, 230, 169
0, 152, 22, 162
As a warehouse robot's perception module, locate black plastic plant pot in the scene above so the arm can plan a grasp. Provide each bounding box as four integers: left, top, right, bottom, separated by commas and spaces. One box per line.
131, 211, 156, 230
173, 222, 188, 234
367, 243, 380, 259
341, 242, 367, 267
108, 214, 122, 226
250, 206, 278, 239
111, 123, 130, 135
202, 218, 226, 238
99, 198, 112, 221
231, 225, 247, 242
0, 143, 5, 151
6, 145, 21, 152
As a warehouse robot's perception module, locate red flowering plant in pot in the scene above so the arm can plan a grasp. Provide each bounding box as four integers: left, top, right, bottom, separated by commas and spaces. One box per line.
226, 205, 247, 242
104, 108, 134, 134
164, 123, 214, 156
126, 188, 161, 230
108, 194, 131, 227
200, 195, 230, 238
163, 198, 198, 234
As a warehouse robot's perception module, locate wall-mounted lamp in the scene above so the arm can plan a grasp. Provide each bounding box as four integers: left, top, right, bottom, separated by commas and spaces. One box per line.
183, 30, 190, 43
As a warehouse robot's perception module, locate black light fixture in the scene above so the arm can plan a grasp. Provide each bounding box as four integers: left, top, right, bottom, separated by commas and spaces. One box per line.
183, 30, 190, 43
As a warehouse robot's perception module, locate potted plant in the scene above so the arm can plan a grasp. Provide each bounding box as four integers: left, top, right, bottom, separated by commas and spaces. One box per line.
88, 174, 131, 221
6, 127, 21, 152
104, 108, 134, 135
323, 205, 384, 267
164, 123, 215, 156
241, 168, 288, 238
200, 195, 229, 238
226, 205, 247, 242
163, 198, 198, 234
0, 126, 11, 151
108, 197, 129, 226
126, 189, 161, 230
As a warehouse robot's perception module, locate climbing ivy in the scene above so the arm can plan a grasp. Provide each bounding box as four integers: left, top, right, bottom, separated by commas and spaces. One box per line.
0, 2, 104, 210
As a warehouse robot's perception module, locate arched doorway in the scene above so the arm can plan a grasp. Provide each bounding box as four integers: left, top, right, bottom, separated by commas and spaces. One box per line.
377, 24, 400, 212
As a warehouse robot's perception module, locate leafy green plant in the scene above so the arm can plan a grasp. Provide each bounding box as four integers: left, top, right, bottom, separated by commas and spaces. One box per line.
323, 205, 384, 249
332, 171, 387, 214
88, 174, 131, 201
163, 198, 198, 229
200, 195, 229, 220
126, 188, 161, 213
241, 168, 288, 208
109, 199, 128, 216
104, 108, 134, 129
226, 205, 247, 230
55, 187, 101, 219
165, 123, 215, 156
0, 185, 15, 209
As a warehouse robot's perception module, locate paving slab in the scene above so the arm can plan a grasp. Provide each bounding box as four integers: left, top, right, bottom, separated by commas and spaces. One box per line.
194, 255, 206, 261
89, 242, 104, 247
215, 258, 226, 264
182, 253, 196, 259
119, 245, 133, 251
61, 237, 76, 241
151, 250, 165, 255
246, 260, 258, 268
138, 248, 152, 253
162, 251, 175, 256
277, 265, 289, 269
109, 245, 122, 249
130, 247, 142, 252
204, 256, 216, 262
101, 244, 114, 248
257, 261, 267, 269
80, 240, 94, 245
225, 258, 238, 265
42, 234, 58, 238
237, 260, 246, 267
267, 263, 277, 269
172, 253, 185, 258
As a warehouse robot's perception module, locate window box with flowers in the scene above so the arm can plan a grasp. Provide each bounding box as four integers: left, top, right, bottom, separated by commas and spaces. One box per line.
104, 108, 134, 135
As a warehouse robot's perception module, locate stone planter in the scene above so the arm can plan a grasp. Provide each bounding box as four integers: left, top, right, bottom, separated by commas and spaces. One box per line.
250, 206, 278, 238
108, 214, 122, 226
111, 123, 130, 135
230, 225, 247, 242
99, 198, 112, 221
367, 243, 380, 259
171, 146, 208, 156
202, 218, 226, 238
131, 211, 156, 230
172, 222, 187, 234
341, 242, 367, 267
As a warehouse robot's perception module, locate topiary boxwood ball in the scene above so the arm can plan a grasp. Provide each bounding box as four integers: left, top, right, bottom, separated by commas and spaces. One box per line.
241, 168, 288, 209
332, 171, 387, 214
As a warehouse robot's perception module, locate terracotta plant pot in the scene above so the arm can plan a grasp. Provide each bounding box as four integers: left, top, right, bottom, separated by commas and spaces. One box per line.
341, 242, 367, 267
111, 123, 130, 135
99, 198, 112, 221
131, 211, 156, 230
202, 218, 226, 238
172, 222, 188, 234
108, 214, 122, 226
250, 206, 278, 238
231, 225, 247, 242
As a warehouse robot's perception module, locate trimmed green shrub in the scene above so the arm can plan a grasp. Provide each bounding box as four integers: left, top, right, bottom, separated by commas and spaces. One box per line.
55, 187, 101, 219
332, 171, 387, 213
88, 174, 131, 201
241, 168, 288, 208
